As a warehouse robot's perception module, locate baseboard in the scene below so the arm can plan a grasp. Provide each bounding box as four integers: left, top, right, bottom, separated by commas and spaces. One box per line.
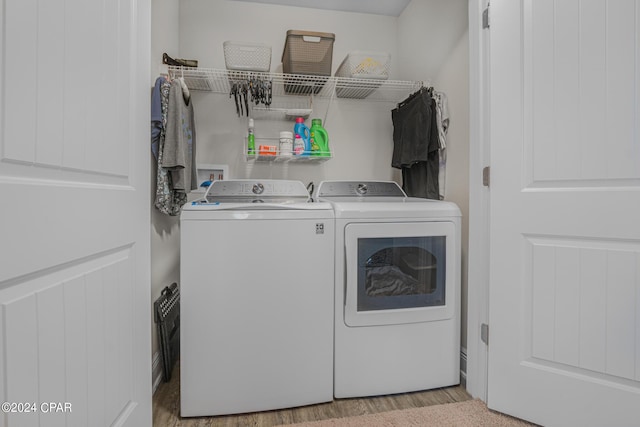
152, 351, 163, 394
460, 346, 467, 388
153, 347, 468, 394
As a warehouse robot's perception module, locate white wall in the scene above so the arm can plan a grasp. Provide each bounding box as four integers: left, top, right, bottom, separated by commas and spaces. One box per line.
151, 0, 180, 83
398, 0, 470, 349
397, 0, 469, 82
435, 32, 470, 349
150, 0, 180, 390
179, 0, 401, 185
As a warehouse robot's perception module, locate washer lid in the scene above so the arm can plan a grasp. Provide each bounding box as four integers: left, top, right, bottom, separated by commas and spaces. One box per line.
182, 179, 334, 213
183, 200, 332, 213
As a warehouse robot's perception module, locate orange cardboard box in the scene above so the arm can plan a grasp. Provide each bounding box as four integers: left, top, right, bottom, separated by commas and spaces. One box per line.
258, 145, 277, 156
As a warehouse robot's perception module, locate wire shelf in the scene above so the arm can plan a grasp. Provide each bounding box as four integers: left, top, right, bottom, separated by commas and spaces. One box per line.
245, 137, 332, 163
167, 66, 424, 103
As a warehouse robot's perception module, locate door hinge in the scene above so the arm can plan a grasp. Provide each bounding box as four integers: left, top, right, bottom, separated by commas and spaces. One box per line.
482, 4, 490, 29
481, 323, 489, 345
482, 166, 490, 187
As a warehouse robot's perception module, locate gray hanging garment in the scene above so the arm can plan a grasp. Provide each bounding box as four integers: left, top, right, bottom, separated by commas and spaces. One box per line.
391, 88, 439, 199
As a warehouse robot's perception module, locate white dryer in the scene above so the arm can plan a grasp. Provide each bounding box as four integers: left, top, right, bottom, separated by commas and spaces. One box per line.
315, 181, 461, 398
180, 180, 334, 416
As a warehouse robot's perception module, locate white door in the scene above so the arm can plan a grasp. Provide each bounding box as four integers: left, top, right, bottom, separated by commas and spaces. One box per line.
0, 0, 151, 426
488, 0, 640, 426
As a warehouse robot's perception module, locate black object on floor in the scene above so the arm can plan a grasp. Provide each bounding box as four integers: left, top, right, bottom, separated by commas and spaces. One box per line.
154, 282, 180, 382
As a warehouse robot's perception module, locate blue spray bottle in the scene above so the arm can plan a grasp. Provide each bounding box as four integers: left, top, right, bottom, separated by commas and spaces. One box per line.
294, 117, 311, 156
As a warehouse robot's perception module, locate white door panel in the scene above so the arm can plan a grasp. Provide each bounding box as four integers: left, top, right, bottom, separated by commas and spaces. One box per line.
489, 0, 640, 426
0, 0, 151, 426
524, 0, 640, 185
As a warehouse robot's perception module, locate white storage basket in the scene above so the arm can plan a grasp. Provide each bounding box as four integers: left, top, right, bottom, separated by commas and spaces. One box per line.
335, 51, 390, 79
223, 41, 272, 72
335, 51, 390, 99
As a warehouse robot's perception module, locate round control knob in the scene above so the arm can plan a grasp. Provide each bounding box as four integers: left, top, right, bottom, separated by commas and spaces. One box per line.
356, 183, 368, 195
252, 183, 264, 195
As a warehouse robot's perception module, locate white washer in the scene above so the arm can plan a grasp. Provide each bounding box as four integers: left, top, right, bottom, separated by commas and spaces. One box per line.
180, 180, 334, 417
315, 181, 461, 398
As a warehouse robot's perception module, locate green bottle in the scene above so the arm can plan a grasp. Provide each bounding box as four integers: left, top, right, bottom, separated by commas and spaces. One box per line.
310, 118, 330, 157
247, 118, 255, 155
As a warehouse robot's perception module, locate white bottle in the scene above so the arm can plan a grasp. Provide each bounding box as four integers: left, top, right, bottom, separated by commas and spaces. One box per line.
279, 131, 293, 156
293, 133, 305, 155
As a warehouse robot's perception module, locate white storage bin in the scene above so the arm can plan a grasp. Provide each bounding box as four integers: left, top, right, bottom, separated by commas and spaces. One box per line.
223, 41, 272, 72
335, 51, 390, 79
335, 51, 390, 99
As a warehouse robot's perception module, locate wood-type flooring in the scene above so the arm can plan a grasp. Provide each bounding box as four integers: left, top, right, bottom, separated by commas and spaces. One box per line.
153, 362, 472, 427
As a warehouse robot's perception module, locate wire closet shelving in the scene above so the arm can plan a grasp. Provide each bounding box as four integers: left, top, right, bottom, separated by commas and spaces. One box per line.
167, 66, 425, 103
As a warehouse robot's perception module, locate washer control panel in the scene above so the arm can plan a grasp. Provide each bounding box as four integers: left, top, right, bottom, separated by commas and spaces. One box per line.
204, 180, 310, 203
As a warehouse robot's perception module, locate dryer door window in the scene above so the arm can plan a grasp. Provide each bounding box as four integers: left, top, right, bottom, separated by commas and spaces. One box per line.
358, 236, 446, 311
344, 221, 457, 327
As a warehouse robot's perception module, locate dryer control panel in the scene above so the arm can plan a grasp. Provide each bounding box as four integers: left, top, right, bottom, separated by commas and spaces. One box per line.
316, 181, 406, 198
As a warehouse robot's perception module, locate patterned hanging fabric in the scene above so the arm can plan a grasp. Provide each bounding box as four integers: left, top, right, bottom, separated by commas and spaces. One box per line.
153, 76, 187, 216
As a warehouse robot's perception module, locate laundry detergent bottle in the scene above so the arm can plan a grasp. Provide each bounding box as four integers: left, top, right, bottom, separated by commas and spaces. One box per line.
310, 118, 330, 157
293, 117, 311, 156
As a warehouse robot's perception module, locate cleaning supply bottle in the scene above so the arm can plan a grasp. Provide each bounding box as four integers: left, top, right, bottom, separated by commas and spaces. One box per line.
279, 131, 293, 156
247, 118, 255, 155
293, 134, 305, 155
293, 117, 311, 156
310, 136, 320, 155
310, 118, 330, 157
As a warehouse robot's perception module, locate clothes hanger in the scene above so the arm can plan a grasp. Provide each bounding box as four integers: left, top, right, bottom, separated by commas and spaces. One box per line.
397, 86, 423, 109
177, 67, 191, 103
397, 85, 434, 109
